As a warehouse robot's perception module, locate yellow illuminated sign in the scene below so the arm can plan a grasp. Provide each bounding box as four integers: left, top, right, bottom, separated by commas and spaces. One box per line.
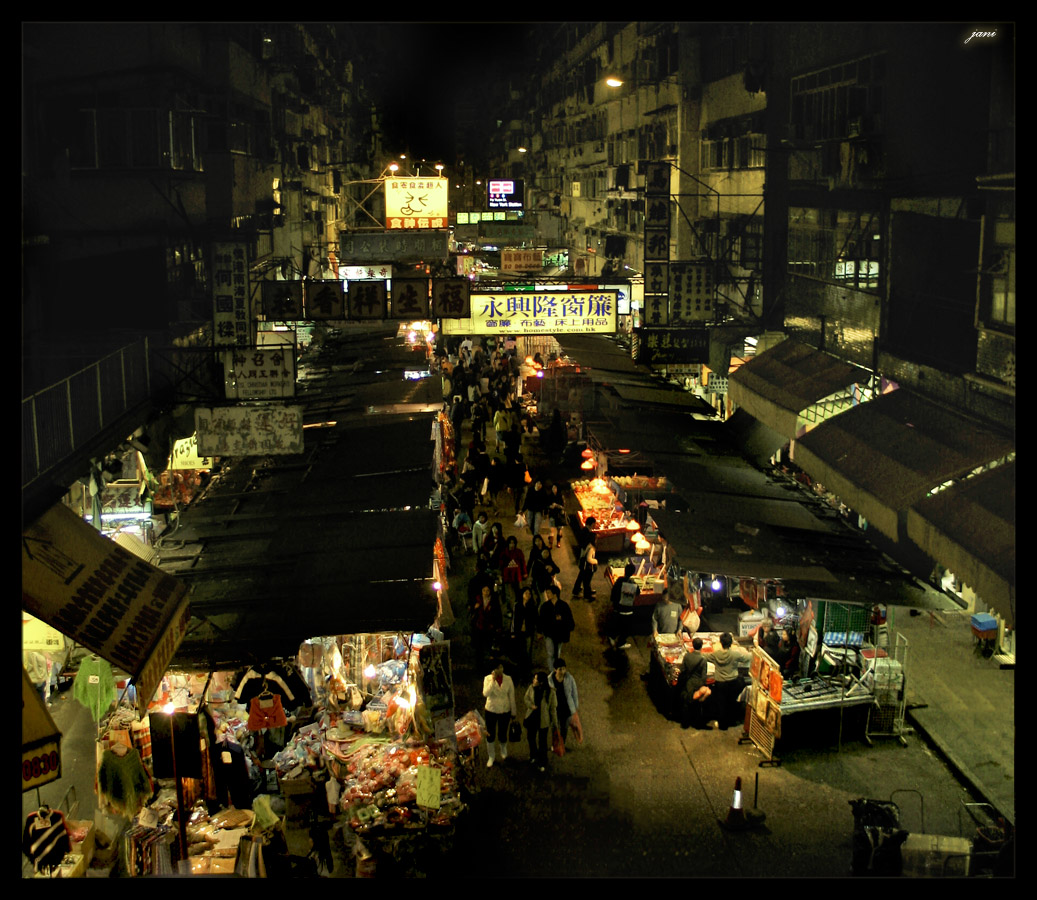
384, 177, 449, 229
442, 291, 617, 335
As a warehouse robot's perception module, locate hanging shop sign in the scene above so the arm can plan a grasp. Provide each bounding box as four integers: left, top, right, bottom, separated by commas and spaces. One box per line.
478, 223, 535, 242
346, 280, 388, 319
439, 290, 617, 336
501, 249, 544, 272
168, 434, 213, 470
101, 481, 151, 522
304, 279, 345, 320
488, 179, 524, 210
339, 231, 449, 264
384, 176, 449, 229
431, 278, 471, 318
638, 327, 710, 365
669, 262, 714, 322
222, 347, 296, 399
211, 241, 252, 348
261, 280, 304, 320
22, 503, 190, 691
390, 278, 431, 319
340, 265, 391, 280
195, 405, 304, 456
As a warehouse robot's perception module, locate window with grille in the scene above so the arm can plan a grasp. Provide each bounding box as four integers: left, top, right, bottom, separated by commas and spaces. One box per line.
790, 53, 886, 141
788, 206, 883, 293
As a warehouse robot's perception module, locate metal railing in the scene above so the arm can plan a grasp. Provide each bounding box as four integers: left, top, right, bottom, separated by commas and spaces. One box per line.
22, 338, 154, 490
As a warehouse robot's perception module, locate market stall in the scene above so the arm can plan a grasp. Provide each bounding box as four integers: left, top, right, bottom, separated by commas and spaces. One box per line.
603, 553, 667, 633
569, 476, 640, 554
647, 631, 751, 719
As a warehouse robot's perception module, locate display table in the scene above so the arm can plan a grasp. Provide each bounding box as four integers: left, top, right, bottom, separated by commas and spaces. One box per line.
569, 478, 635, 554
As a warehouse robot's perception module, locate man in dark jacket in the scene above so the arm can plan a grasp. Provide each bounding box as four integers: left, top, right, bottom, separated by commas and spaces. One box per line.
607, 562, 637, 650
537, 584, 575, 672
677, 637, 712, 729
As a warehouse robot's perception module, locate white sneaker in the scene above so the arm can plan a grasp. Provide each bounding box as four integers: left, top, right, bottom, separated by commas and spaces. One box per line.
619, 642, 632, 650
486, 757, 494, 768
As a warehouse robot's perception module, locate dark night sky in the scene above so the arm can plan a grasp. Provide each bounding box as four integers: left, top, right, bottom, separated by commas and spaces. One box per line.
347, 22, 544, 163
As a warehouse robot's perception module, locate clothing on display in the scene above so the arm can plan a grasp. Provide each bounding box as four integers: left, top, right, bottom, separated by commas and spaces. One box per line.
22, 807, 72, 874
97, 746, 154, 818
247, 692, 288, 731
234, 663, 310, 708
73, 655, 118, 722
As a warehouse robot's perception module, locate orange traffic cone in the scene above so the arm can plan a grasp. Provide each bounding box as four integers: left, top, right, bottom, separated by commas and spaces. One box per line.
719, 776, 748, 831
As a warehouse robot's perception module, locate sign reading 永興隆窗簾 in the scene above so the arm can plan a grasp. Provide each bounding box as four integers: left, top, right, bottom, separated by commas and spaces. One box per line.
440, 290, 617, 336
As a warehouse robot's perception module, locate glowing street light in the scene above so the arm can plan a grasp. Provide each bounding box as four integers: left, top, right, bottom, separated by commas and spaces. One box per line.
606, 76, 624, 87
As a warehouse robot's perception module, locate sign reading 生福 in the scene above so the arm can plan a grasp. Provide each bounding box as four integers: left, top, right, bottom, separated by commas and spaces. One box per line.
384, 177, 449, 229
441, 291, 617, 336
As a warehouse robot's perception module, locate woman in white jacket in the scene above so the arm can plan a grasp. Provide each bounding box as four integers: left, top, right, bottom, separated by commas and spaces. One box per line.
482, 659, 517, 767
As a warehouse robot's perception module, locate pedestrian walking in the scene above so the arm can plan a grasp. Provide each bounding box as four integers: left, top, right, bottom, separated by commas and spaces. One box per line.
512, 586, 540, 682
471, 584, 504, 672
529, 546, 559, 602
549, 658, 580, 747
537, 584, 575, 672
545, 482, 566, 549
572, 530, 598, 600
607, 562, 637, 650
524, 671, 558, 773
483, 659, 518, 767
522, 478, 549, 539
482, 521, 506, 571
498, 535, 527, 624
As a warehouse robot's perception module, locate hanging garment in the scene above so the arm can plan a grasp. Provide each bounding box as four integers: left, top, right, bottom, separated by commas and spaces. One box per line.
97, 747, 153, 818
73, 656, 117, 722
247, 693, 288, 731
213, 739, 253, 809
23, 808, 71, 874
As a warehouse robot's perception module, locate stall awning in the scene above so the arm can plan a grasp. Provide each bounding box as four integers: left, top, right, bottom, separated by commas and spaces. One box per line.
906, 461, 1015, 626
725, 408, 789, 466
794, 388, 1016, 543
728, 339, 867, 439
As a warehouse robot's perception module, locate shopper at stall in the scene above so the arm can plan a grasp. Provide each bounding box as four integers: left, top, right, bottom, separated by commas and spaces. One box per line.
538, 584, 576, 672
499, 535, 528, 624
545, 481, 566, 549
779, 628, 801, 680
512, 587, 540, 682
572, 530, 598, 601
471, 584, 504, 671
483, 659, 518, 768
550, 658, 580, 747
652, 586, 684, 636
709, 632, 752, 729
607, 562, 638, 651
677, 637, 712, 729
524, 671, 559, 773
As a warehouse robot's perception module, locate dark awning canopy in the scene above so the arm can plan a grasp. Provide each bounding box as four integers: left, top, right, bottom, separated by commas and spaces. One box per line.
728, 339, 867, 439
794, 388, 1015, 543
906, 461, 1015, 626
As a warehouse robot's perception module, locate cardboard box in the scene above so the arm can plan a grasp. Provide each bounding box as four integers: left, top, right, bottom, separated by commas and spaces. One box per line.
900, 833, 971, 877
67, 819, 95, 866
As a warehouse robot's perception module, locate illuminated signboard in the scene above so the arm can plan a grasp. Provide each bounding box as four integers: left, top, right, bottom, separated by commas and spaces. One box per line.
488, 179, 524, 210
440, 291, 617, 335
385, 177, 449, 229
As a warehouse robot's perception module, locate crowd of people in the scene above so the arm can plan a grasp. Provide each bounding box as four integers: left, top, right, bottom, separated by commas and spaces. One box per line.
436, 335, 585, 774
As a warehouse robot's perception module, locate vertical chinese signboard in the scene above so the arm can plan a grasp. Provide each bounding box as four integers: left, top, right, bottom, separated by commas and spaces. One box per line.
669, 262, 714, 323
390, 277, 430, 319
384, 177, 449, 229
212, 242, 251, 348
642, 162, 671, 330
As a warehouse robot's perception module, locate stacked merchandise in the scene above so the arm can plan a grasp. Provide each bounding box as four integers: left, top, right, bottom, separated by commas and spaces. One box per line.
571, 477, 636, 552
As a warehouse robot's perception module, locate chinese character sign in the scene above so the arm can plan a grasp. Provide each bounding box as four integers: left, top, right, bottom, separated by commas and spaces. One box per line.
390, 278, 430, 319
195, 405, 305, 456
456, 291, 616, 335
431, 278, 471, 318
304, 280, 344, 320
212, 242, 251, 348
223, 348, 296, 399
347, 280, 387, 319
261, 281, 304, 320
501, 249, 544, 272
669, 263, 714, 322
385, 177, 449, 229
